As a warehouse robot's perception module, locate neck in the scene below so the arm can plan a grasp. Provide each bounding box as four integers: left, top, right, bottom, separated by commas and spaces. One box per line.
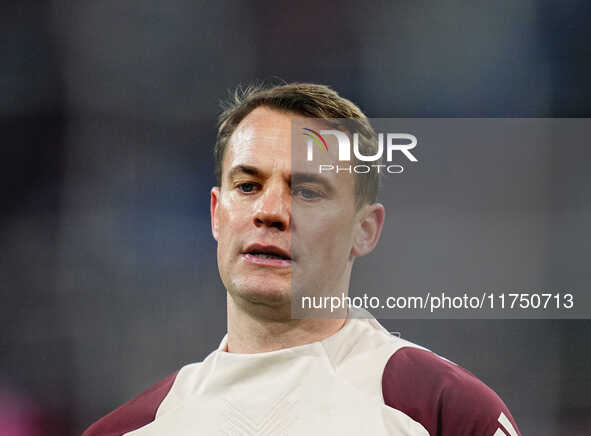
225, 293, 347, 354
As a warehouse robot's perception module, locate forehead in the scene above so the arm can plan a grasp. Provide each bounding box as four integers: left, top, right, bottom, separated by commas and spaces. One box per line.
229, 106, 294, 159
223, 106, 332, 173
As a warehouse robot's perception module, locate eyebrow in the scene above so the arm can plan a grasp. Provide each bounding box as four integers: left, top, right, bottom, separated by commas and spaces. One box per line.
228, 164, 265, 181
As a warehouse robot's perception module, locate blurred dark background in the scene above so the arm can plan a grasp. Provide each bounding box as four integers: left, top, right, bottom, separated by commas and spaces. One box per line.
1, 1, 590, 435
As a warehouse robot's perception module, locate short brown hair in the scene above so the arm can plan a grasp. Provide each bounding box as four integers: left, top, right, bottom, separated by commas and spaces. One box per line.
215, 82, 381, 206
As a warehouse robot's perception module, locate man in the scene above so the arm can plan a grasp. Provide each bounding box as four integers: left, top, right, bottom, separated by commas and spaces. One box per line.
83, 83, 521, 435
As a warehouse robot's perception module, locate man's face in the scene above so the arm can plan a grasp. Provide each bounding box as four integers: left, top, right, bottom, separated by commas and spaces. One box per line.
210, 106, 361, 316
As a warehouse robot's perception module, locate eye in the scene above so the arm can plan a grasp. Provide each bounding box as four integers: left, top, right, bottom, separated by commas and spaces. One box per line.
238, 182, 259, 194
292, 187, 322, 200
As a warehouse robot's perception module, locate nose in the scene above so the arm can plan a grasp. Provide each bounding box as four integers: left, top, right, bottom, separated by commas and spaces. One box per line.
253, 180, 290, 231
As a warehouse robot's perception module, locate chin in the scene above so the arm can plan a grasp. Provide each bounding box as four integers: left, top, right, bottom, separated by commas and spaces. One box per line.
232, 279, 291, 307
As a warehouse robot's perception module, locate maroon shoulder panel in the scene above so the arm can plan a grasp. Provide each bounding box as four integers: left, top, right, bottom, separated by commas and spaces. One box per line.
82, 371, 178, 436
381, 347, 520, 436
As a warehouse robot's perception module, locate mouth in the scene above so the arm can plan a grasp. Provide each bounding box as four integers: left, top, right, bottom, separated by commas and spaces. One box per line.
241, 243, 292, 267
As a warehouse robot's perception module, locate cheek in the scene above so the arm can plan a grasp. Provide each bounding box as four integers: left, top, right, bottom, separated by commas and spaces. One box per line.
295, 209, 355, 252
217, 196, 253, 253
218, 195, 247, 231
216, 204, 235, 251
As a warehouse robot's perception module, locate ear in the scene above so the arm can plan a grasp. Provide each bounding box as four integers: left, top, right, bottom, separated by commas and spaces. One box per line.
210, 186, 220, 241
351, 203, 385, 257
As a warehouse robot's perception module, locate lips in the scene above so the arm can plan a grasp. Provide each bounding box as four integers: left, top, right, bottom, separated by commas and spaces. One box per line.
242, 243, 291, 260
